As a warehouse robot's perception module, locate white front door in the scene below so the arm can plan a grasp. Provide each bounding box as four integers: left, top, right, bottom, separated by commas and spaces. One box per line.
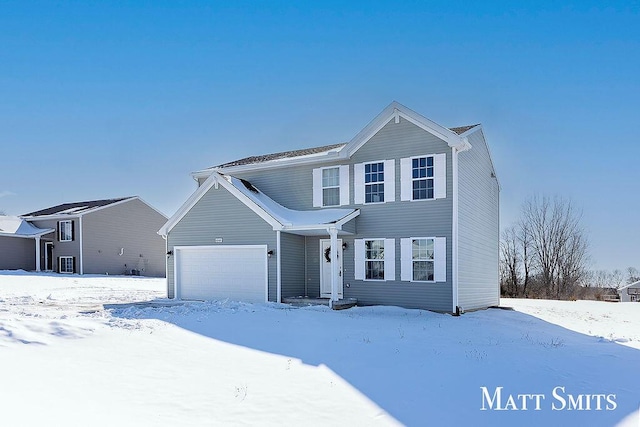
320, 239, 343, 298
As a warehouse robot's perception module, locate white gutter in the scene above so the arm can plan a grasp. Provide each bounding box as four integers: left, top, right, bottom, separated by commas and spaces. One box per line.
452, 142, 472, 314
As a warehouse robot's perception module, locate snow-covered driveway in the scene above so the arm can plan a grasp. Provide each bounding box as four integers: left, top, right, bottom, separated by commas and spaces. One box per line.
0, 272, 638, 427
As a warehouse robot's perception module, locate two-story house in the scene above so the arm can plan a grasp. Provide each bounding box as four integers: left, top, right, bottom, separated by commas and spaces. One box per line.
159, 102, 500, 313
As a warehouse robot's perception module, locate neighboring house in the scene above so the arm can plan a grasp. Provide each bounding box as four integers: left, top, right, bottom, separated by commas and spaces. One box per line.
159, 102, 500, 313
618, 281, 640, 302
0, 216, 55, 271
1, 197, 168, 277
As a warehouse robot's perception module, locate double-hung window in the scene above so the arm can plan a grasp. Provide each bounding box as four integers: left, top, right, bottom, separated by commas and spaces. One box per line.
364, 162, 385, 203
322, 167, 340, 206
313, 165, 350, 207
365, 239, 385, 280
59, 220, 73, 242
412, 157, 434, 200
59, 256, 74, 274
411, 238, 435, 281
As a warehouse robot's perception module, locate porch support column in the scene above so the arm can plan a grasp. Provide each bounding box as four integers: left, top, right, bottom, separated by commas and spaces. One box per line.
35, 236, 41, 272
276, 230, 282, 303
329, 226, 339, 308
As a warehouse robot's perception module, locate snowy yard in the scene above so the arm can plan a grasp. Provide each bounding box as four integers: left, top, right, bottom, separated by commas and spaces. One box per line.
0, 272, 638, 427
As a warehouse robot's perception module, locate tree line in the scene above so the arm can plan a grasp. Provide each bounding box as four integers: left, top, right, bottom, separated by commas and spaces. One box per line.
500, 195, 638, 300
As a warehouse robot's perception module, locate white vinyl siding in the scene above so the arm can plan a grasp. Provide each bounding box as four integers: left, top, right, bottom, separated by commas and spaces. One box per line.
401, 153, 446, 201
401, 237, 446, 282
354, 160, 395, 204
354, 238, 395, 281
313, 165, 349, 207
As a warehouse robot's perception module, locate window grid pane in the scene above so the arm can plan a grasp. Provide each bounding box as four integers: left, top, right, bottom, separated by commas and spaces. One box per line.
412, 238, 434, 281
411, 156, 434, 200
322, 168, 340, 206
365, 240, 385, 280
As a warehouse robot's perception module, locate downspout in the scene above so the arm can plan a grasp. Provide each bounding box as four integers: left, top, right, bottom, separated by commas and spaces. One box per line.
452, 147, 459, 315
328, 227, 339, 308
78, 216, 84, 275
276, 230, 282, 303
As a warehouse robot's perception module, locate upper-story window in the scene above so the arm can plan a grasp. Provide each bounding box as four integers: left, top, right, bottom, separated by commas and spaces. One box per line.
365, 162, 385, 203
354, 160, 395, 205
322, 167, 340, 206
401, 153, 446, 201
313, 165, 350, 208
412, 157, 434, 200
58, 220, 73, 242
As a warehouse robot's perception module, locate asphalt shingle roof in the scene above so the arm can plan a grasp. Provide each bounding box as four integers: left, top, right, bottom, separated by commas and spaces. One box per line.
23, 197, 134, 217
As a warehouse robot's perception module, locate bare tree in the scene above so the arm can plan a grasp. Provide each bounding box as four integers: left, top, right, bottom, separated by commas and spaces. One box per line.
501, 195, 590, 299
627, 267, 640, 284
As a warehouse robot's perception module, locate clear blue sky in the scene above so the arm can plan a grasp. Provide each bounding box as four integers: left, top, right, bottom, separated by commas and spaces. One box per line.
1, 1, 638, 272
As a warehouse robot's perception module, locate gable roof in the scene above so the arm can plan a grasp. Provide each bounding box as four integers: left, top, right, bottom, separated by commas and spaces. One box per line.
619, 280, 640, 291
23, 197, 135, 217
0, 216, 55, 238
159, 173, 359, 236
194, 101, 479, 176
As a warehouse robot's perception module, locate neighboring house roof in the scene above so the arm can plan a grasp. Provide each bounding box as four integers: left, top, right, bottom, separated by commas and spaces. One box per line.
159, 173, 360, 236
619, 280, 640, 291
23, 197, 134, 217
194, 101, 480, 177
0, 216, 55, 238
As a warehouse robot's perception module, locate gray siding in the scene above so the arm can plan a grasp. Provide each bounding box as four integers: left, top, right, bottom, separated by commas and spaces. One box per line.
30, 218, 81, 273
0, 236, 35, 270
167, 185, 277, 300
280, 233, 305, 298
457, 129, 500, 310
82, 199, 167, 277
234, 118, 454, 312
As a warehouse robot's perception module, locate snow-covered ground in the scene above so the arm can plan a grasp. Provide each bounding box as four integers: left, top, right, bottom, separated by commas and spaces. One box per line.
0, 271, 638, 427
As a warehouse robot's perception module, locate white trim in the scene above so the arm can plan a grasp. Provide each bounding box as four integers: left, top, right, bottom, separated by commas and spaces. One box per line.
401, 154, 443, 202
276, 231, 281, 303
400, 237, 446, 283
400, 238, 412, 281
384, 160, 395, 202
384, 238, 395, 281
44, 241, 54, 271
360, 238, 389, 281
434, 237, 447, 283
78, 215, 83, 275
58, 220, 73, 242
319, 238, 344, 299
400, 157, 412, 201
173, 245, 269, 303
35, 236, 41, 272
353, 163, 364, 205
354, 239, 365, 280
452, 147, 459, 313
358, 160, 389, 205
59, 256, 74, 274
339, 165, 350, 206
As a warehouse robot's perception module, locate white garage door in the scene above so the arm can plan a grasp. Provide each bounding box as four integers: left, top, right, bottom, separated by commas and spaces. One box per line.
175, 245, 268, 303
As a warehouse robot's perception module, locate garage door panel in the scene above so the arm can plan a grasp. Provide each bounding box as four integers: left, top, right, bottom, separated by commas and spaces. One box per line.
175, 246, 267, 303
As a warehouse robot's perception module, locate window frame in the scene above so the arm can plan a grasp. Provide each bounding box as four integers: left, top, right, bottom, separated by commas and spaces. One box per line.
410, 238, 435, 282
411, 156, 435, 201
364, 238, 385, 281
321, 166, 341, 207
364, 161, 385, 204
58, 220, 73, 242
59, 256, 74, 274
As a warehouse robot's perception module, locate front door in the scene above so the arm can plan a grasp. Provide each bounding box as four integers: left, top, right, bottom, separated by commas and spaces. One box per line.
320, 239, 343, 298
44, 242, 54, 271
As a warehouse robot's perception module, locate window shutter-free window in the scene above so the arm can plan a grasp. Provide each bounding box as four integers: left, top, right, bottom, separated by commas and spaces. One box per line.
339, 165, 350, 206
354, 239, 365, 280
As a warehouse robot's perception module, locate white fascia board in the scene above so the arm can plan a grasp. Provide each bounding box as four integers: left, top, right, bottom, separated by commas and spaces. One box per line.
21, 197, 139, 221
344, 101, 467, 157
158, 174, 221, 236
192, 149, 344, 179
0, 229, 55, 239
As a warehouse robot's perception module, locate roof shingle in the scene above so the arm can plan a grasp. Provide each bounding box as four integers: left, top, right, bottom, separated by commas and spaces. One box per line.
23, 197, 134, 217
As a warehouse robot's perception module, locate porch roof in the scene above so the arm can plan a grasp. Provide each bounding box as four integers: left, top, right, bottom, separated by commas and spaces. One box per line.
224, 175, 359, 236
0, 216, 55, 238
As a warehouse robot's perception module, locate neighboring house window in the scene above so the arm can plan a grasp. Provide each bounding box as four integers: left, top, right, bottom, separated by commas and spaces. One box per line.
354, 160, 395, 204
401, 237, 446, 282
312, 165, 350, 207
59, 256, 75, 274
354, 238, 395, 281
322, 167, 340, 206
365, 239, 385, 280
400, 153, 446, 201
59, 220, 73, 242
365, 162, 384, 203
412, 157, 434, 200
